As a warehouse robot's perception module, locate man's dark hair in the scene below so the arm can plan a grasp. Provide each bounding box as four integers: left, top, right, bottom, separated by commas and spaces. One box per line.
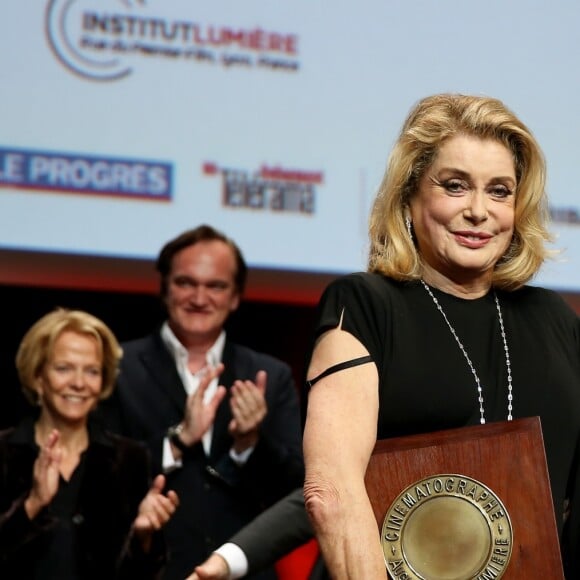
155, 224, 248, 298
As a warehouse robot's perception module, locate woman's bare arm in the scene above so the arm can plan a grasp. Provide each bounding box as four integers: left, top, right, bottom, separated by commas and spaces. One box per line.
303, 327, 386, 579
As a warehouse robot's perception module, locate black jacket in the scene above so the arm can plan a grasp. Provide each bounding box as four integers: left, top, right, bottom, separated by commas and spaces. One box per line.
0, 415, 165, 579
98, 332, 304, 580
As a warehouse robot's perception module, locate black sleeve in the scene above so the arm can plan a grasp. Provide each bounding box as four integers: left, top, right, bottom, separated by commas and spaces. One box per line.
308, 272, 390, 369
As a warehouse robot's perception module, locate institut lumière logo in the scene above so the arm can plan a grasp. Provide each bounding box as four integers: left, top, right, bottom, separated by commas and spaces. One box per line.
46, 0, 301, 82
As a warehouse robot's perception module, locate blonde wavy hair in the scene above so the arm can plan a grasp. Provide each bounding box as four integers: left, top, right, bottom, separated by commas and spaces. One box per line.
368, 93, 552, 290
16, 308, 123, 405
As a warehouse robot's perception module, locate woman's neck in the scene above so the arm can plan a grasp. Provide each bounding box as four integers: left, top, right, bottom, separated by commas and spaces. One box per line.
35, 413, 89, 453
421, 266, 492, 299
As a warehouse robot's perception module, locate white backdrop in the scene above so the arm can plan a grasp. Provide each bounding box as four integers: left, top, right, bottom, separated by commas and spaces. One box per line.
1, 0, 579, 290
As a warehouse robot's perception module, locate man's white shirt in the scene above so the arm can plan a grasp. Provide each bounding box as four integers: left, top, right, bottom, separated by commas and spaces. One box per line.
214, 542, 249, 579
160, 323, 254, 471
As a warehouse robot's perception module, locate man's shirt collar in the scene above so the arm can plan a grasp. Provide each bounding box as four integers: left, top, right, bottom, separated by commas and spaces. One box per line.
160, 322, 225, 369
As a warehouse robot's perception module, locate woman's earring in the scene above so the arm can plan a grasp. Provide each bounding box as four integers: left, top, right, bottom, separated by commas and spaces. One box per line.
405, 216, 413, 239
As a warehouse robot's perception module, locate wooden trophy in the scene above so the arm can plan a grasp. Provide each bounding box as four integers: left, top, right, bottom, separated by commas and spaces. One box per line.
364, 417, 564, 579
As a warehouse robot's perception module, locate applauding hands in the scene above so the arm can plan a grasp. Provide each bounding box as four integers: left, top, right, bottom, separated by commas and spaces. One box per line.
133, 474, 179, 550
171, 365, 269, 457
229, 370, 268, 453
24, 429, 62, 519
170, 364, 227, 454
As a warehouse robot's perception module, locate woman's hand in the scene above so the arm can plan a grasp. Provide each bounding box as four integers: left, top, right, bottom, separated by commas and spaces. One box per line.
25, 429, 62, 519
133, 474, 179, 550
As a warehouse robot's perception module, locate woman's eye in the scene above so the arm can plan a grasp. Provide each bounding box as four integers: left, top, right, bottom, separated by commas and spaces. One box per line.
489, 186, 512, 198
443, 180, 467, 194
54, 365, 72, 373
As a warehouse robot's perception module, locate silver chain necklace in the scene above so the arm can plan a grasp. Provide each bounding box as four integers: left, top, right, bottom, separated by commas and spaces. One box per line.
420, 280, 513, 424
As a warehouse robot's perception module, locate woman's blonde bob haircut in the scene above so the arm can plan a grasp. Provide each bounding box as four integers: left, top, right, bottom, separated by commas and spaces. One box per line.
368, 93, 552, 290
16, 308, 123, 405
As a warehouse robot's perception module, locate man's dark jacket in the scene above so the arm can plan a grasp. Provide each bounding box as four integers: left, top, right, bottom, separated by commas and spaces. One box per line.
99, 332, 304, 580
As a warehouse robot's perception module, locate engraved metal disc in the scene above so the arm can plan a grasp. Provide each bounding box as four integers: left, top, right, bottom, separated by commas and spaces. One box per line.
381, 474, 513, 579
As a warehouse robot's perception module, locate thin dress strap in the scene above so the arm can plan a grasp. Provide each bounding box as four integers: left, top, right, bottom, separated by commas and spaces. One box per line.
306, 355, 373, 388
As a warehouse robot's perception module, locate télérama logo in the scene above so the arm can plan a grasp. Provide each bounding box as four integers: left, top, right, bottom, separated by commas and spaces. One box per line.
46, 0, 301, 82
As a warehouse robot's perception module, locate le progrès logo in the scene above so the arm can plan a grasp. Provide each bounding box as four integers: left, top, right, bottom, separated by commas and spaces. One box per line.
0, 146, 173, 201
203, 162, 322, 216
46, 0, 301, 82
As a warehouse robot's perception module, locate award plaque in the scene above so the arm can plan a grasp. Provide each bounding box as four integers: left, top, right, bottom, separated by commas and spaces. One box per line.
364, 417, 564, 579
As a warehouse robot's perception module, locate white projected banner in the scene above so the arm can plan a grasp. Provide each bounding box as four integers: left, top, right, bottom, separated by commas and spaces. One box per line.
1, 0, 579, 290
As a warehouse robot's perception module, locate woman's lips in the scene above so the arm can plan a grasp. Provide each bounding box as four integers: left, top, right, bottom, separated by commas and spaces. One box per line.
453, 231, 492, 248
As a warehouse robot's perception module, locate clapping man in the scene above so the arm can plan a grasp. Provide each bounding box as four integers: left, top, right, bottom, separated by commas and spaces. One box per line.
100, 225, 304, 579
